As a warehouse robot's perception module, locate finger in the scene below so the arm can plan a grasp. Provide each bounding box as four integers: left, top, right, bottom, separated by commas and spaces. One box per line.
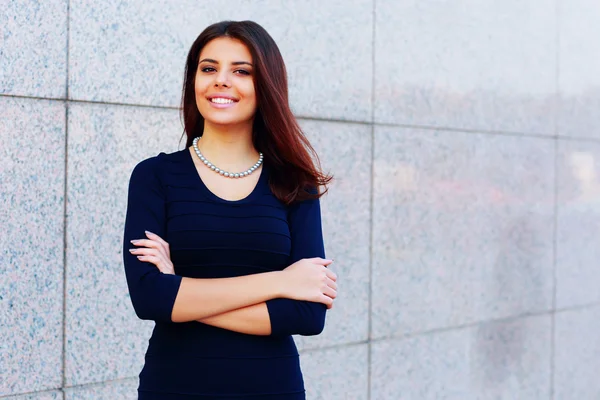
309, 257, 333, 265
129, 248, 159, 257
145, 231, 171, 256
131, 239, 168, 259
322, 267, 337, 281
320, 294, 334, 308
136, 255, 160, 265
323, 286, 337, 300
130, 239, 161, 249
326, 277, 337, 291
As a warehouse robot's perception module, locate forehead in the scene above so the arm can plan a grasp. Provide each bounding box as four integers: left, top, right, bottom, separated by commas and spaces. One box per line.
199, 37, 252, 62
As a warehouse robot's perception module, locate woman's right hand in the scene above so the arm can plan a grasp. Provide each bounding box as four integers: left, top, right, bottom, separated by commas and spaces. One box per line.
280, 258, 338, 309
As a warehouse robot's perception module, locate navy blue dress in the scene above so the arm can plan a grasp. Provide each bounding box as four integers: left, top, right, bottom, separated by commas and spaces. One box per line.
122, 148, 327, 399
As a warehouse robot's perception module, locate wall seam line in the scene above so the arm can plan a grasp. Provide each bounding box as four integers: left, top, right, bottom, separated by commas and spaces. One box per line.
61, 0, 71, 396
3, 92, 600, 141
367, 0, 377, 399
370, 308, 558, 343
550, 0, 560, 398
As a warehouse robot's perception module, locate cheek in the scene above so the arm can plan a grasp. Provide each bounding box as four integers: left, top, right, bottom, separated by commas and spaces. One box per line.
243, 83, 257, 105
194, 74, 212, 93
194, 79, 205, 96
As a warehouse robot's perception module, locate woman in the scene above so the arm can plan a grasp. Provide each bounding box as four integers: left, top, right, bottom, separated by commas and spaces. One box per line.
123, 20, 337, 399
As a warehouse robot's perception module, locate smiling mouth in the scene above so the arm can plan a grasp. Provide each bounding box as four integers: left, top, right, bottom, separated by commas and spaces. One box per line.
209, 97, 237, 104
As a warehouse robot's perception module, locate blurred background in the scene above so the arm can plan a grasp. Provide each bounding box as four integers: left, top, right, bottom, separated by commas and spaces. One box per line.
1, 0, 600, 399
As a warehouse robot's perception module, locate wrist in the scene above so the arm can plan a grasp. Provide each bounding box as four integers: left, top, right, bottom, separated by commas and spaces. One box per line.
268, 271, 286, 298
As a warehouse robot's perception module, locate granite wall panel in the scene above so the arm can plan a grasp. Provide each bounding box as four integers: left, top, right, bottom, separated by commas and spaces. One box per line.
4, 390, 63, 400
372, 126, 555, 338
375, 0, 556, 135
371, 315, 552, 399
1, 0, 67, 98
64, 103, 182, 386
301, 344, 368, 400
554, 305, 600, 399
64, 378, 138, 400
558, 0, 600, 139
556, 139, 600, 308
0, 97, 65, 395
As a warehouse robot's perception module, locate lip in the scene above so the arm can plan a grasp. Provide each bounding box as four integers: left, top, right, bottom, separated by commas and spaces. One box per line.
206, 94, 239, 109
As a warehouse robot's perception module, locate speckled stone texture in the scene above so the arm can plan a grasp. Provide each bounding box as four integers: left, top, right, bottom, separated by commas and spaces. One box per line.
554, 305, 600, 399
0, 97, 65, 396
64, 378, 138, 399
300, 344, 368, 400
64, 103, 182, 386
1, 0, 67, 98
5, 0, 600, 398
556, 140, 600, 308
294, 120, 371, 351
68, 0, 372, 121
375, 0, 556, 134
371, 314, 552, 400
558, 0, 600, 139
4, 390, 63, 400
371, 126, 555, 338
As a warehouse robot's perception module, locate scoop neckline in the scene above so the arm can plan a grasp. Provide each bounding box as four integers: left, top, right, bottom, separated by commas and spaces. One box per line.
184, 147, 266, 205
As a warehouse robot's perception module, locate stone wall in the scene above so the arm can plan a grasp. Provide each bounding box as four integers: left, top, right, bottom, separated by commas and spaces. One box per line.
2, 1, 600, 399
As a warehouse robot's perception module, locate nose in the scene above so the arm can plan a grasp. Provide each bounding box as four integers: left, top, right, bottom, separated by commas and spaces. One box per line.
214, 71, 230, 88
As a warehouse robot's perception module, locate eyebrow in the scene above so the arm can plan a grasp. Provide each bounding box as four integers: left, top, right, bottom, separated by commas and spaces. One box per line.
198, 58, 253, 67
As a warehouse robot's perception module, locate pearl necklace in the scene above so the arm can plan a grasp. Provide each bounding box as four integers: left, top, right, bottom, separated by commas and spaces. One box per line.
192, 136, 263, 179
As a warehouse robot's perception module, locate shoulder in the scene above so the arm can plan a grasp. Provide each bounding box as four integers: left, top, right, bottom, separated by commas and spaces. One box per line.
129, 149, 187, 183
131, 149, 186, 173
287, 188, 322, 218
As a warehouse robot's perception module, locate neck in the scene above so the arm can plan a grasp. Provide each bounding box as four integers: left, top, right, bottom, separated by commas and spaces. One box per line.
196, 121, 260, 171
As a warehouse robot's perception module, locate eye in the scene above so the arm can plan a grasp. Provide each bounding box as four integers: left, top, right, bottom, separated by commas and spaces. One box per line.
234, 69, 251, 76
201, 66, 216, 73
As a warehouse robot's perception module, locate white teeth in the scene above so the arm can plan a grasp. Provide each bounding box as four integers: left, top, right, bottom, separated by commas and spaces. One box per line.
210, 98, 234, 104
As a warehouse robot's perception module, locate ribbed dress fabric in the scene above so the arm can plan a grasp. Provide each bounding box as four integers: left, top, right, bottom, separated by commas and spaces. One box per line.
122, 148, 327, 399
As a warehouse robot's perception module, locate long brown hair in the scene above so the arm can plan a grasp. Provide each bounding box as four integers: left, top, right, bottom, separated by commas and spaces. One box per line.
180, 20, 332, 205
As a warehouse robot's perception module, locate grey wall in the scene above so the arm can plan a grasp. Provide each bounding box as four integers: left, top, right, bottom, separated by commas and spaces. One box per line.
1, 1, 600, 399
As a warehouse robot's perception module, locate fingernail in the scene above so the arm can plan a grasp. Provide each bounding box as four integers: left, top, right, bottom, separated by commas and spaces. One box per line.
137, 256, 142, 259
128, 248, 136, 252
145, 230, 154, 235
130, 239, 140, 244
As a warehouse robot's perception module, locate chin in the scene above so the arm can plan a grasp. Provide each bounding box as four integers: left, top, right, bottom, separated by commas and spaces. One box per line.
200, 110, 254, 127
203, 113, 240, 123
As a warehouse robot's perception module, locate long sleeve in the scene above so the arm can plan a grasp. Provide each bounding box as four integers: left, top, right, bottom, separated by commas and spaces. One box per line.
265, 194, 328, 336
122, 155, 182, 323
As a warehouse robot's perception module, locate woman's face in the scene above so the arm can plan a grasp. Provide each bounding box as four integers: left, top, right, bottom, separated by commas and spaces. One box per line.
195, 37, 257, 129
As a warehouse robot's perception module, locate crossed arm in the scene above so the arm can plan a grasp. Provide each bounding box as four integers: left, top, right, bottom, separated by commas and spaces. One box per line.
123, 157, 336, 337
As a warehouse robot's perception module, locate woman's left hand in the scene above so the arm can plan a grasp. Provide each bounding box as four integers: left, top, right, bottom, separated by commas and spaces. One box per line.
129, 231, 175, 275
